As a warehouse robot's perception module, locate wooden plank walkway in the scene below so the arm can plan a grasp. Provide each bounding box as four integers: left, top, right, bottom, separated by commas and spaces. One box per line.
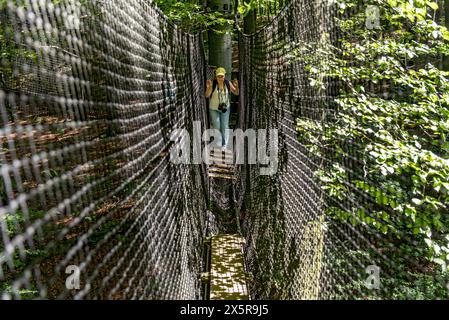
207, 147, 235, 181
209, 234, 249, 300
205, 144, 249, 299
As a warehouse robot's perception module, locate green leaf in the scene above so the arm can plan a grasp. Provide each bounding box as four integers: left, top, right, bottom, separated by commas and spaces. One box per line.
428, 2, 439, 10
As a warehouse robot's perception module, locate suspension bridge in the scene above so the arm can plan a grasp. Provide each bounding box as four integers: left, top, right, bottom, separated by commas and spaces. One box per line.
1, 0, 446, 300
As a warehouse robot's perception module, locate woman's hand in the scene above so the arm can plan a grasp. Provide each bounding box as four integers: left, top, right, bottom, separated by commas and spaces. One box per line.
230, 79, 239, 96
205, 80, 213, 98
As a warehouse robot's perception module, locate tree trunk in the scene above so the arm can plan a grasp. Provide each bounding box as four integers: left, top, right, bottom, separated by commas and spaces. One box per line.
207, 0, 233, 80
243, 0, 256, 34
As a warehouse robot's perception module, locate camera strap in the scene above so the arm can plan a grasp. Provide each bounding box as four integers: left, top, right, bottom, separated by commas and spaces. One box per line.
217, 85, 229, 106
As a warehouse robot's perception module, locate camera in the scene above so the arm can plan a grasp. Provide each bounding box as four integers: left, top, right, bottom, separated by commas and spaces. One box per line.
218, 102, 227, 113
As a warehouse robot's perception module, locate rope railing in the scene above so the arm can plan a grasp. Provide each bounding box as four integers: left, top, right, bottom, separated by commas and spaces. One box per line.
0, 0, 209, 299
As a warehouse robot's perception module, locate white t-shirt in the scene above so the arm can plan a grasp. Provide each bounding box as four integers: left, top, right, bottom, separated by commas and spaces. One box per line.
209, 85, 229, 111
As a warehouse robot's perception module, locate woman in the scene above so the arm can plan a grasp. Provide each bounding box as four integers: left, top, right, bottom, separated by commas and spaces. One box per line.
204, 67, 239, 151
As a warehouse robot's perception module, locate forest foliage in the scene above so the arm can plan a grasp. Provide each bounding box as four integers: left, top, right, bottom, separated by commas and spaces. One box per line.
295, 0, 449, 283
153, 0, 283, 32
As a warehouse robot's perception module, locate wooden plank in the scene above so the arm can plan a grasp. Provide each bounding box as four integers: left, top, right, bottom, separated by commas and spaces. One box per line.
208, 166, 234, 174
204, 152, 234, 165
211, 163, 234, 170
211, 148, 233, 156
209, 234, 249, 300
208, 172, 236, 180
213, 153, 233, 158
209, 158, 234, 165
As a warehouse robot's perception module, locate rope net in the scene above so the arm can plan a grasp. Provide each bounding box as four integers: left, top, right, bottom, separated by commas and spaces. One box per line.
1, 0, 209, 299
2, 0, 448, 300
237, 1, 336, 299
237, 0, 449, 300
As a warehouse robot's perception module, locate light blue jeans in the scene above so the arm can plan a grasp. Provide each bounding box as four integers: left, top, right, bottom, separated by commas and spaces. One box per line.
209, 107, 230, 147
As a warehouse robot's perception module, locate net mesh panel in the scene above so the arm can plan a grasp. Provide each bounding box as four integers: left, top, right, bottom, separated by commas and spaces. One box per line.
0, 0, 209, 299
237, 0, 447, 299
237, 2, 330, 297
2, 0, 448, 301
